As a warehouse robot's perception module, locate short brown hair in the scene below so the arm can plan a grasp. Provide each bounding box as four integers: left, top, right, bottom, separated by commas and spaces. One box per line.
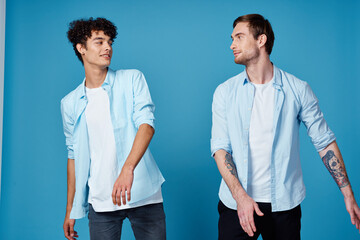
233, 14, 275, 55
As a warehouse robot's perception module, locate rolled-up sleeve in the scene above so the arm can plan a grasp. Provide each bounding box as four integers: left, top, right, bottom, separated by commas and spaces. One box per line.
132, 71, 155, 129
298, 82, 336, 152
211, 84, 232, 156
60, 99, 75, 159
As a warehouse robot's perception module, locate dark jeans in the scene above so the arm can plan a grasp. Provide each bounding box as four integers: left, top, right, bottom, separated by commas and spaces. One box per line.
218, 201, 301, 240
88, 203, 166, 240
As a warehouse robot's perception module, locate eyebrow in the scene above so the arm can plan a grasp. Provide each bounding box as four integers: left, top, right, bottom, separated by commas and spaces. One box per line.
231, 32, 245, 39
92, 37, 106, 41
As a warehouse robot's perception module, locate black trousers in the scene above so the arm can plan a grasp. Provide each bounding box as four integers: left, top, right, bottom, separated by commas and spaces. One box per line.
218, 201, 301, 240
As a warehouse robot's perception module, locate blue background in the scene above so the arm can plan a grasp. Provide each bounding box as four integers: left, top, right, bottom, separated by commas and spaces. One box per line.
1, 0, 359, 239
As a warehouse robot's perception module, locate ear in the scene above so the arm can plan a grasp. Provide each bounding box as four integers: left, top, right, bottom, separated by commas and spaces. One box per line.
258, 34, 267, 48
76, 43, 86, 55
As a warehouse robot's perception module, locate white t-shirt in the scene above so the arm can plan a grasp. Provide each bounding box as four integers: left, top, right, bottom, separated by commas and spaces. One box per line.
247, 79, 275, 203
85, 86, 162, 212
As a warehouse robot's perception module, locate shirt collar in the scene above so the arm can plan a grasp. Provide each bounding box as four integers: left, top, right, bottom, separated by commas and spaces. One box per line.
78, 68, 115, 99
242, 64, 283, 87
272, 65, 282, 87
243, 70, 250, 85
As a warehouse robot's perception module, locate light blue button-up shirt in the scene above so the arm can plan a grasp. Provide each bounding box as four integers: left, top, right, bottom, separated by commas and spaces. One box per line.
211, 65, 336, 212
61, 68, 165, 219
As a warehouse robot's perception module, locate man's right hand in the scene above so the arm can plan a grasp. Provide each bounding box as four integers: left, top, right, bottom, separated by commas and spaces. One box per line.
63, 217, 78, 240
236, 193, 264, 237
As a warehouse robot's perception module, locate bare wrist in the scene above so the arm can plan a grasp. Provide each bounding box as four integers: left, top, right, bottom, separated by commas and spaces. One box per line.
123, 162, 135, 172
232, 185, 247, 202
65, 206, 72, 217
341, 184, 354, 199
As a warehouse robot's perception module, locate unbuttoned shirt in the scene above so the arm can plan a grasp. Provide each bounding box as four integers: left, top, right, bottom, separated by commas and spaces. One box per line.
211, 65, 336, 212
61, 68, 165, 219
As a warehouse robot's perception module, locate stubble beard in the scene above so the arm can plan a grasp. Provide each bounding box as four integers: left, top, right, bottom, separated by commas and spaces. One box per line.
234, 48, 260, 66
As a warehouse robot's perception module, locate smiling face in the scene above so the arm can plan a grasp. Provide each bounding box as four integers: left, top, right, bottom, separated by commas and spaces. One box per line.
230, 22, 261, 66
76, 30, 113, 69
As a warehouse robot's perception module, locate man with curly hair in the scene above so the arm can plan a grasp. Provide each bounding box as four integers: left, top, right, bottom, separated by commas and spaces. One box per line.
61, 17, 166, 240
211, 14, 360, 239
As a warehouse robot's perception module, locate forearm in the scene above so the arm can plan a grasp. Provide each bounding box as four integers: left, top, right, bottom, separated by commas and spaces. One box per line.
214, 149, 247, 201
123, 123, 154, 171
319, 141, 353, 194
66, 159, 76, 218
320, 141, 360, 231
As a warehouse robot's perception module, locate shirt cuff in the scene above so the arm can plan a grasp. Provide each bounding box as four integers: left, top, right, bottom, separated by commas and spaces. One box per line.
312, 131, 336, 152
211, 139, 231, 156
69, 204, 88, 219
136, 119, 155, 130
67, 148, 74, 159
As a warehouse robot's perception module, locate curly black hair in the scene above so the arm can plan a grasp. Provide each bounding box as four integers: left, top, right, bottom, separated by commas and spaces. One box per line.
67, 17, 118, 64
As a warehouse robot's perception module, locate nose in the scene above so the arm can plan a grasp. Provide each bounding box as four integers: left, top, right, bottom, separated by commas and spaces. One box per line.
104, 42, 112, 51
230, 40, 235, 50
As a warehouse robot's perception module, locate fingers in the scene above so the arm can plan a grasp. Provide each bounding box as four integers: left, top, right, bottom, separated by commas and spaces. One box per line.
70, 224, 74, 238
348, 203, 360, 231
352, 207, 360, 231
249, 216, 257, 234
64, 225, 70, 239
238, 209, 255, 237
247, 209, 256, 235
64, 221, 78, 240
237, 201, 264, 237
350, 212, 355, 225
111, 170, 134, 206
254, 203, 264, 216
120, 186, 131, 205
240, 217, 254, 237
112, 185, 131, 206
64, 221, 71, 239
355, 207, 360, 230
111, 185, 124, 206
127, 187, 131, 202
116, 187, 121, 206
112, 187, 116, 205
121, 186, 126, 205
351, 213, 360, 232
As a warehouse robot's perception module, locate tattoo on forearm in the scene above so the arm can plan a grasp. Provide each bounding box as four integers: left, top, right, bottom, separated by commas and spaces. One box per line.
225, 152, 238, 178
322, 150, 349, 188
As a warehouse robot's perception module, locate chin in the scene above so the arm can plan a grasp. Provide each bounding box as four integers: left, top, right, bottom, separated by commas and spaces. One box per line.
102, 61, 111, 68
234, 58, 245, 65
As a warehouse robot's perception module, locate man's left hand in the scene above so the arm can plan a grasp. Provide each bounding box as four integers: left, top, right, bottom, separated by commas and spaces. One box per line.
344, 195, 360, 233
112, 165, 134, 206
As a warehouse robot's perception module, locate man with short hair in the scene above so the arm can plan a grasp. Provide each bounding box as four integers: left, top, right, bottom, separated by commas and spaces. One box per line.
61, 17, 166, 240
211, 14, 360, 239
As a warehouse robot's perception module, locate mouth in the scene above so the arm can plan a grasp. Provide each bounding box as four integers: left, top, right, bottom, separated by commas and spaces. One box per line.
101, 54, 111, 59
233, 52, 241, 57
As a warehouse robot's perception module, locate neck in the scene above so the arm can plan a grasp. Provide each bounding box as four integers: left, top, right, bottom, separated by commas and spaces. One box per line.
245, 55, 273, 84
84, 64, 108, 88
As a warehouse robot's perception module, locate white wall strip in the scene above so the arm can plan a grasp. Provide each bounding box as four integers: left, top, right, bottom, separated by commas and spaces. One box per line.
0, 0, 6, 200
